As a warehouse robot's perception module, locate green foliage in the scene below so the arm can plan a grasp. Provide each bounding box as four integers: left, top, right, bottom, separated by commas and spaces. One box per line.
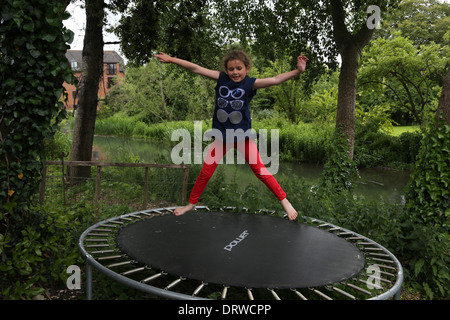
359, 33, 448, 125
0, 0, 74, 214
0, 205, 87, 299
0, 0, 75, 299
319, 128, 359, 193
113, 0, 221, 67
354, 122, 422, 168
406, 120, 450, 231
104, 61, 216, 123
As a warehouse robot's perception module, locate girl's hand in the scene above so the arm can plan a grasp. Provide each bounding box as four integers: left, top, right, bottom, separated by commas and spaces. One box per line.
297, 54, 309, 73
154, 52, 172, 63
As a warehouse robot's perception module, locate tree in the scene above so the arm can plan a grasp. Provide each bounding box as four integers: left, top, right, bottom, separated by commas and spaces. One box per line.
436, 67, 450, 125
69, 0, 105, 182
214, 0, 400, 159
377, 0, 450, 47
358, 34, 448, 125
1, 0, 76, 298
114, 0, 221, 67
1, 0, 73, 214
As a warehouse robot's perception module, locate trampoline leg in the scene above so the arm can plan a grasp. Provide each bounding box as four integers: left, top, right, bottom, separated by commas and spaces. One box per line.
86, 261, 92, 300
394, 287, 401, 300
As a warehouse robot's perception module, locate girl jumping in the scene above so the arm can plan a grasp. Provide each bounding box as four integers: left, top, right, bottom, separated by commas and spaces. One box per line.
155, 50, 308, 220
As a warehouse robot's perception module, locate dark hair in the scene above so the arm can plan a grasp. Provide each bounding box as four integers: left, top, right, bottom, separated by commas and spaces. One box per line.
222, 50, 251, 70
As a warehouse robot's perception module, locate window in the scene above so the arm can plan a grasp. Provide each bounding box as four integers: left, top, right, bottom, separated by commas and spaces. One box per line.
107, 63, 117, 75
71, 61, 77, 68
107, 77, 116, 88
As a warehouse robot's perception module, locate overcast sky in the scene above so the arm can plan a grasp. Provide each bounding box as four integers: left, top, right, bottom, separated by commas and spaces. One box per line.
64, 0, 123, 54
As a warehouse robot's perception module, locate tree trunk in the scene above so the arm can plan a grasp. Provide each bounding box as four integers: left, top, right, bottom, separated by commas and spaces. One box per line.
335, 44, 360, 158
329, 0, 376, 159
69, 0, 104, 182
436, 66, 450, 125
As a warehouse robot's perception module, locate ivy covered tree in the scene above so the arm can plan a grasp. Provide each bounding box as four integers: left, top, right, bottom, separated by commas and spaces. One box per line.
1, 0, 77, 298
0, 0, 74, 216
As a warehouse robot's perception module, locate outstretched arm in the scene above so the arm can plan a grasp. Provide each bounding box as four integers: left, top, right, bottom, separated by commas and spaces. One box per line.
253, 54, 308, 90
154, 52, 220, 80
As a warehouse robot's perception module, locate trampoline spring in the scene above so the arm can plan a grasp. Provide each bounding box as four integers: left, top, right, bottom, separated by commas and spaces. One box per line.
86, 244, 110, 248
119, 217, 133, 221
310, 288, 333, 300
192, 282, 207, 296
362, 247, 384, 251
343, 282, 372, 296
107, 260, 135, 268
141, 272, 166, 283
379, 270, 396, 278
91, 249, 116, 255
367, 252, 390, 257
140, 211, 155, 217
247, 289, 254, 301
372, 257, 394, 264
345, 236, 365, 240
356, 241, 376, 246
121, 266, 147, 276
85, 238, 109, 242
358, 278, 383, 290
101, 224, 118, 228
318, 223, 330, 228
290, 289, 308, 300
97, 255, 123, 261
87, 233, 110, 237
331, 286, 356, 300
165, 277, 185, 290
110, 220, 124, 225
376, 264, 397, 271
362, 273, 392, 285
268, 289, 281, 300
328, 227, 341, 232
92, 228, 113, 233
221, 287, 229, 300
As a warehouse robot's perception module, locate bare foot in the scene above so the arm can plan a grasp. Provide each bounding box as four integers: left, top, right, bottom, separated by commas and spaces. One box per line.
281, 198, 298, 221
174, 203, 196, 216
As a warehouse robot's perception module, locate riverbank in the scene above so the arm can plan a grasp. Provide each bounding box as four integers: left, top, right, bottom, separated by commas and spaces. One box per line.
90, 116, 422, 169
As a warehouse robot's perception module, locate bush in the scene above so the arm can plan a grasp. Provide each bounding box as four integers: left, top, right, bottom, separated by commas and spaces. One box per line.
406, 121, 450, 230
354, 123, 421, 168
0, 205, 89, 299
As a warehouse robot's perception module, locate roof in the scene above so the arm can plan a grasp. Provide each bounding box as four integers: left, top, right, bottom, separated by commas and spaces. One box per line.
66, 50, 125, 72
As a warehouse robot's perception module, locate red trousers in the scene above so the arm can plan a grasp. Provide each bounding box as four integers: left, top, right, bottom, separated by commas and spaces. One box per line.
188, 138, 286, 204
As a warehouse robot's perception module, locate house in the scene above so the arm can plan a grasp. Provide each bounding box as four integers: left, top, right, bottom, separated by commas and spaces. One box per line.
63, 50, 126, 110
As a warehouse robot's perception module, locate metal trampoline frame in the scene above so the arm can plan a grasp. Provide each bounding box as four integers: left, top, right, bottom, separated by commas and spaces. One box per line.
78, 206, 404, 300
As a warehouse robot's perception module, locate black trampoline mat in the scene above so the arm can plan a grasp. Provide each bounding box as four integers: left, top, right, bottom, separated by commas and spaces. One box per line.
117, 211, 365, 289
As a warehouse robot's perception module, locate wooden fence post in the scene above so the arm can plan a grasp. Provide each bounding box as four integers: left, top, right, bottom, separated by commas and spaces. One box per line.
143, 167, 149, 209
39, 166, 47, 204
94, 165, 102, 222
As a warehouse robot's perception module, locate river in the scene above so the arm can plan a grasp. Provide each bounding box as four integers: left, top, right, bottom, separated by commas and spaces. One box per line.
93, 135, 410, 204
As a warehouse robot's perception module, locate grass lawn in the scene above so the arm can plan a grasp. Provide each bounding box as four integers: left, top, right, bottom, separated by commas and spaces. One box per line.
390, 125, 421, 136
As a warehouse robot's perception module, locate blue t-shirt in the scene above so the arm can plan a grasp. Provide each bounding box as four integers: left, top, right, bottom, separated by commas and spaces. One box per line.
209, 72, 257, 142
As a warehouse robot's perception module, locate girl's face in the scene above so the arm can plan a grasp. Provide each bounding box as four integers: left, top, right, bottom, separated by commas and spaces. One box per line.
226, 59, 250, 83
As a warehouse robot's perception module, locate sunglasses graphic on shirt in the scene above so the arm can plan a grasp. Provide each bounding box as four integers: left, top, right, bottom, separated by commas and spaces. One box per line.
216, 109, 243, 124
219, 86, 245, 99
217, 98, 244, 110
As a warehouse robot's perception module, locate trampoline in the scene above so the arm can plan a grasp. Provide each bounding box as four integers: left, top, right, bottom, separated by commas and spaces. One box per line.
79, 206, 403, 300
